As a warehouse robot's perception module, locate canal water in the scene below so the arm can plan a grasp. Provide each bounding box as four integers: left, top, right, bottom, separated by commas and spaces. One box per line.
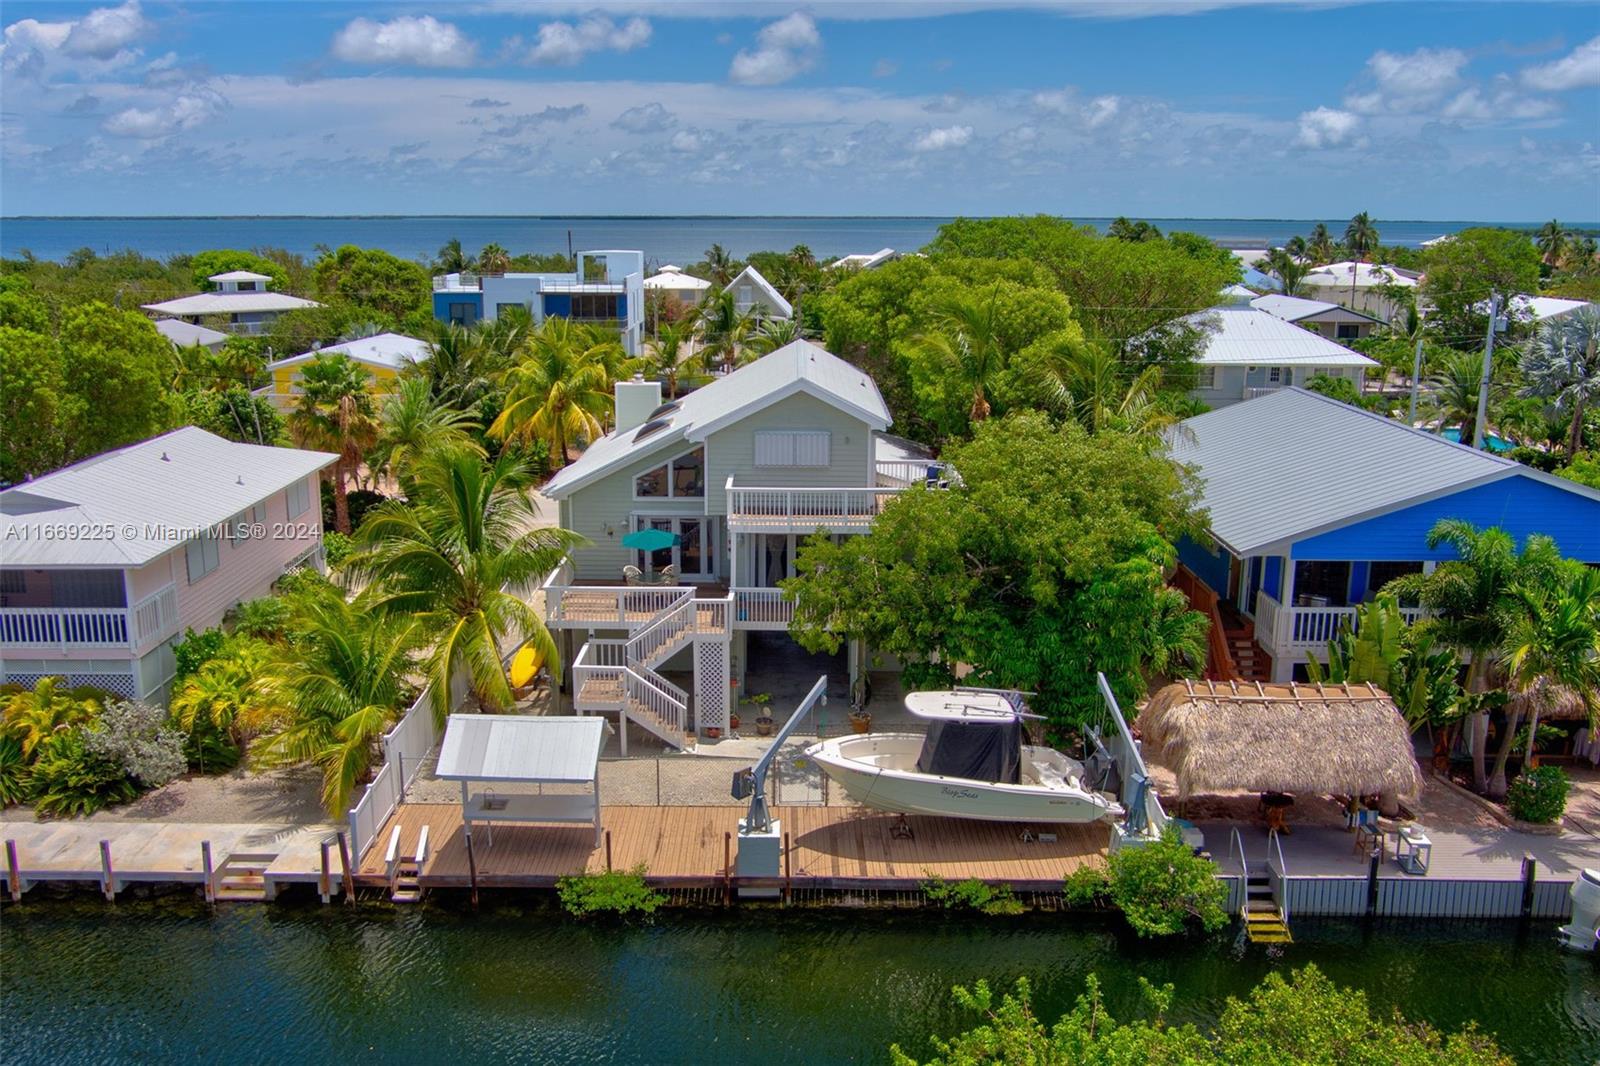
3, 898, 1597, 1064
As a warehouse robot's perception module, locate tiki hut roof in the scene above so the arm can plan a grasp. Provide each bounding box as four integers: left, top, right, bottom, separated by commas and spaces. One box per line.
1137, 680, 1424, 799
1510, 681, 1591, 722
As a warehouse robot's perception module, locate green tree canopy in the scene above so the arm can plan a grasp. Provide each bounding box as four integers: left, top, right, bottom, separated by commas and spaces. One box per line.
310, 244, 432, 327
1421, 228, 1542, 347
57, 301, 173, 458
187, 249, 289, 292
783, 413, 1208, 724
0, 324, 71, 482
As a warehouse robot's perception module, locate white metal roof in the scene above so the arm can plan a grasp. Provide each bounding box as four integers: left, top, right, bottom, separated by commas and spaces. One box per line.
829, 248, 898, 270
153, 319, 229, 348
726, 265, 793, 318
1185, 307, 1378, 368
0, 427, 337, 568
1301, 261, 1418, 289
644, 269, 711, 290
1250, 294, 1377, 324
434, 715, 607, 783
143, 292, 322, 316
270, 332, 431, 372
208, 270, 274, 282
543, 339, 891, 499
1166, 387, 1583, 556
1509, 295, 1593, 322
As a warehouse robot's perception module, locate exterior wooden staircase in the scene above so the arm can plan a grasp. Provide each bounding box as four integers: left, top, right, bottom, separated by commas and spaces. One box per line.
1224, 624, 1272, 683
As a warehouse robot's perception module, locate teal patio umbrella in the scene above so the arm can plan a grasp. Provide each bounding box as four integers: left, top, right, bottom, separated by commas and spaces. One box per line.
621, 528, 681, 551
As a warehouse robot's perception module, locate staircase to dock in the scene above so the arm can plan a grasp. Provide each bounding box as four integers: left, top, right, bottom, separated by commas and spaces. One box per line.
385, 824, 429, 903
212, 852, 277, 902
1237, 828, 1292, 943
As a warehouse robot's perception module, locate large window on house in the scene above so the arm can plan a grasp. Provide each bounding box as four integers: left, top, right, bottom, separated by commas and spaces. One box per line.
634, 446, 705, 498
448, 302, 476, 325
286, 479, 311, 518
1336, 323, 1361, 340
569, 292, 621, 321
755, 430, 830, 467
186, 532, 221, 584
1196, 366, 1217, 389
1292, 560, 1350, 607
1366, 561, 1423, 603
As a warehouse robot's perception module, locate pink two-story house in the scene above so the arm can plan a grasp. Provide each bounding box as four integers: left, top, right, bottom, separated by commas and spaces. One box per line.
0, 428, 336, 702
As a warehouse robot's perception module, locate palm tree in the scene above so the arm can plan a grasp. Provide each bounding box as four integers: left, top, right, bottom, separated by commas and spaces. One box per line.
1385, 520, 1564, 793
643, 319, 696, 400
905, 286, 1010, 425
1034, 338, 1174, 438
703, 244, 737, 286
1284, 235, 1308, 261
490, 318, 619, 465
347, 448, 584, 725
1501, 565, 1600, 790
252, 588, 422, 817
1344, 212, 1380, 261
435, 238, 473, 274
744, 317, 806, 359
289, 353, 379, 534
1429, 348, 1502, 445
2, 678, 95, 760
477, 242, 511, 274
1535, 220, 1569, 268
698, 288, 754, 374
369, 377, 481, 492
1259, 248, 1307, 297
1521, 306, 1600, 457
1307, 223, 1337, 264
169, 640, 281, 764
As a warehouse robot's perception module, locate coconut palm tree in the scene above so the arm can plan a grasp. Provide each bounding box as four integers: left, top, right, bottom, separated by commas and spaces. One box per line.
477, 242, 511, 274
643, 319, 696, 400
1344, 212, 1380, 261
697, 287, 754, 374
1536, 220, 1569, 268
347, 448, 584, 725
1307, 223, 1337, 264
1500, 564, 1600, 791
1034, 338, 1174, 438
1259, 247, 1307, 297
744, 317, 807, 359
1521, 306, 1600, 457
1385, 520, 1564, 793
905, 286, 1010, 425
289, 353, 379, 534
1, 677, 96, 760
1429, 348, 1503, 445
435, 238, 473, 274
369, 377, 481, 492
252, 588, 422, 817
703, 243, 737, 286
1284, 235, 1308, 261
490, 318, 621, 465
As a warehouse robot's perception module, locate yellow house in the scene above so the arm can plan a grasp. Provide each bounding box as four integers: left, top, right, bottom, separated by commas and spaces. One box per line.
262, 332, 430, 411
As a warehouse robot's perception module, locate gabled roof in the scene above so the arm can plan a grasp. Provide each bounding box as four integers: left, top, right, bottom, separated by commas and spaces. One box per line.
0, 428, 336, 568
1167, 387, 1600, 557
1185, 307, 1379, 368
1251, 294, 1378, 324
143, 292, 322, 316
543, 340, 890, 499
644, 268, 711, 291
269, 332, 431, 372
209, 270, 274, 283
829, 248, 898, 270
726, 265, 793, 318
153, 319, 229, 348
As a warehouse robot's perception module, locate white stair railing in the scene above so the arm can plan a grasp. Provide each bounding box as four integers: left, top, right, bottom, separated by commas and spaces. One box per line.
627, 594, 696, 667
624, 667, 689, 737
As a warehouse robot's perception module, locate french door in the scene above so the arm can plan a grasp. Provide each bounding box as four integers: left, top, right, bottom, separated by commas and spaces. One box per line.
636, 516, 717, 581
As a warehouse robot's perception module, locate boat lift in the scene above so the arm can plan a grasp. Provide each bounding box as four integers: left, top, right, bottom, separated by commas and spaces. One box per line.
733, 675, 828, 835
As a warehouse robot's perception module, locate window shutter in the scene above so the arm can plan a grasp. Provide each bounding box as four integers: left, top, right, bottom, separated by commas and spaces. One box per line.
755, 431, 830, 467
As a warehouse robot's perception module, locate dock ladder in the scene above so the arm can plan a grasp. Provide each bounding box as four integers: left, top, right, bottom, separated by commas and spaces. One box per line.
1235, 827, 1292, 943
385, 824, 429, 904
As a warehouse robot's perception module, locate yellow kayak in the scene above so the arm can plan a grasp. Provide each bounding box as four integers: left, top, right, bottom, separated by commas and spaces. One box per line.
509, 644, 544, 687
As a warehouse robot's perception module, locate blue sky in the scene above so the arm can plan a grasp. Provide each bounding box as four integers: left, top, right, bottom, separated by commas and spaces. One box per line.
2, 1, 1596, 218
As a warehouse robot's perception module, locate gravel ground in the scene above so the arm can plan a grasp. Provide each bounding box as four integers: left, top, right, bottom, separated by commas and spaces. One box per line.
1, 764, 330, 826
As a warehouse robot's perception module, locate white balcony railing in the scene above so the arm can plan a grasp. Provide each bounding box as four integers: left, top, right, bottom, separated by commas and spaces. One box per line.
1256, 589, 1425, 654
726, 479, 905, 533
0, 583, 178, 651
733, 587, 792, 630
874, 459, 955, 487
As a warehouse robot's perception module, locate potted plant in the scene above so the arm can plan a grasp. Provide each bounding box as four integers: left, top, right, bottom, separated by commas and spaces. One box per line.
849, 708, 872, 734
744, 692, 774, 736
849, 670, 872, 733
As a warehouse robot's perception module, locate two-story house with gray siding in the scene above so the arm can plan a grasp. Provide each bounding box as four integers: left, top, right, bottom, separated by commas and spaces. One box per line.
538, 340, 939, 751
0, 428, 336, 702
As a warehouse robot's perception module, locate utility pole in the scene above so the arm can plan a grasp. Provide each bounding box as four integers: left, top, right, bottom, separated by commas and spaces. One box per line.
1473, 292, 1502, 450
1407, 336, 1424, 424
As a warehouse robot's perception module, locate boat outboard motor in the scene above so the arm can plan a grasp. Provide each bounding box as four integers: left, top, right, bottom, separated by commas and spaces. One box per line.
1559, 869, 1600, 952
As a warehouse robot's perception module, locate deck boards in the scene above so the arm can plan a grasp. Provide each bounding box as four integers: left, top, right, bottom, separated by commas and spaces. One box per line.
360, 804, 1107, 889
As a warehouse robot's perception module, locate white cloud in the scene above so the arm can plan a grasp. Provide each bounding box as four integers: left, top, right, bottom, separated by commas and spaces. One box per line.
332, 16, 476, 68
1082, 94, 1120, 128
729, 12, 821, 86
923, 92, 964, 113
1032, 87, 1123, 130
669, 129, 706, 152
612, 102, 675, 132
64, 1, 147, 58
872, 57, 898, 78
527, 16, 651, 65
2, 1, 146, 76
102, 88, 226, 139
1521, 36, 1600, 92
913, 124, 972, 151
1343, 47, 1467, 115
1440, 84, 1558, 124
1294, 106, 1359, 148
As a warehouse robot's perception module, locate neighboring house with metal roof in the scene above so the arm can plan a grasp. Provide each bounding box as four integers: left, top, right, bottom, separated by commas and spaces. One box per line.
828, 248, 901, 271
1298, 261, 1417, 322
643, 265, 712, 307
1166, 387, 1600, 681
538, 339, 942, 751
143, 271, 321, 336
261, 332, 431, 411
1507, 295, 1594, 327
1182, 306, 1379, 408
153, 318, 229, 352
1250, 294, 1380, 343
0, 428, 336, 701
724, 265, 792, 319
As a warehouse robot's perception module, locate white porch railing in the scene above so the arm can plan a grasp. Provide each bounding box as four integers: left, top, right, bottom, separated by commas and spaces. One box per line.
541, 565, 694, 627
874, 459, 954, 487
0, 582, 178, 650
733, 587, 793, 629
1256, 589, 1426, 654
725, 483, 905, 532
628, 595, 696, 666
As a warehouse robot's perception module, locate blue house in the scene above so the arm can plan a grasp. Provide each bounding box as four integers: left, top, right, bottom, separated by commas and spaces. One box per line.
1168, 388, 1600, 681
431, 249, 645, 354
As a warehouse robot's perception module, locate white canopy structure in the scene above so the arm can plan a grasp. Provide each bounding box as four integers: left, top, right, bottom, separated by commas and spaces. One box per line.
435, 715, 610, 847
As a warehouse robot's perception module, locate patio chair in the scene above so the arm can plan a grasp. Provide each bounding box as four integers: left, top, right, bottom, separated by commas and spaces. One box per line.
658, 564, 677, 585
623, 564, 644, 586
1352, 807, 1383, 857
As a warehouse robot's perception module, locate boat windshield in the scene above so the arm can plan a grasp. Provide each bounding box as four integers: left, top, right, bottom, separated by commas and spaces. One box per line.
915, 718, 1022, 783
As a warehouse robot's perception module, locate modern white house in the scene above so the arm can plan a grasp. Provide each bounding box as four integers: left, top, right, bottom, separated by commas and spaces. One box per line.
724, 265, 792, 320
1298, 261, 1418, 322
143, 271, 322, 336
0, 428, 336, 702
1250, 294, 1380, 343
153, 319, 229, 352
1168, 388, 1600, 682
537, 340, 941, 750
1183, 306, 1380, 408
828, 248, 901, 271
261, 332, 430, 411
643, 265, 712, 307
432, 249, 646, 355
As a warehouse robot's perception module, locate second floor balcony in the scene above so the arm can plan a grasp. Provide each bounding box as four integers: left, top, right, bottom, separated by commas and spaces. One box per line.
0, 583, 180, 653
724, 462, 953, 535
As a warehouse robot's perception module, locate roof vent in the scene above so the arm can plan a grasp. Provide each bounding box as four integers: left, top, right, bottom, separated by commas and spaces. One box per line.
236, 475, 245, 485
160, 452, 170, 462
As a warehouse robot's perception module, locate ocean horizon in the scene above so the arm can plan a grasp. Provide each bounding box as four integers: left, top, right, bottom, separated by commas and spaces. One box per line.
3, 214, 1582, 267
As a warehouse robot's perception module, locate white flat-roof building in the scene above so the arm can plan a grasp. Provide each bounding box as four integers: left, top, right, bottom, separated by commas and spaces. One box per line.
1299, 261, 1417, 322
432, 249, 646, 355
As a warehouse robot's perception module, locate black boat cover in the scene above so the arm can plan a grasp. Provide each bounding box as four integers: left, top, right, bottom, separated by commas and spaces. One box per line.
915, 718, 1022, 783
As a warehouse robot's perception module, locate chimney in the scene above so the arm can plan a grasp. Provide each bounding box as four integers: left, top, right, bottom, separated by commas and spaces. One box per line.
614, 373, 662, 434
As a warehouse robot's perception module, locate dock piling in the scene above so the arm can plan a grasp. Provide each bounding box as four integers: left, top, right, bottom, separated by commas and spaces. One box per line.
604, 830, 613, 873
1520, 855, 1537, 919
1364, 847, 1380, 918
6, 839, 21, 902
319, 837, 333, 904
336, 831, 355, 904
464, 828, 479, 911
201, 841, 215, 903
99, 839, 115, 902
783, 832, 791, 904
723, 832, 732, 906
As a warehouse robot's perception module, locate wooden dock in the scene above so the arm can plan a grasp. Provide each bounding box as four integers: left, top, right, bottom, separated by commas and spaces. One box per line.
358, 804, 1107, 891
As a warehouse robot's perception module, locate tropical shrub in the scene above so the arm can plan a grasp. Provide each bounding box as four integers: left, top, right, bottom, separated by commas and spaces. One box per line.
556, 866, 665, 918
0, 736, 31, 805
1061, 827, 1227, 937
922, 875, 1025, 915
173, 626, 228, 683
274, 565, 336, 598
28, 730, 138, 817
83, 700, 187, 788
1507, 765, 1570, 824
891, 966, 1510, 1066
321, 485, 387, 532
1, 677, 98, 759
169, 637, 279, 770
322, 530, 354, 569
229, 596, 293, 642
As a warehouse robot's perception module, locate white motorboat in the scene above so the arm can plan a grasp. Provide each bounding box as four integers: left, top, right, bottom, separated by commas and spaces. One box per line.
804, 690, 1123, 824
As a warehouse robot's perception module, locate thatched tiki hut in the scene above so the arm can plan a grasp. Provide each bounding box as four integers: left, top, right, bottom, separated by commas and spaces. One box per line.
1138, 680, 1424, 814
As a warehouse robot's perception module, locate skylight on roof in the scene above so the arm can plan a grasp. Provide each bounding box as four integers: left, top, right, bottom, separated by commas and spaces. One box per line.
647, 401, 680, 420
634, 417, 673, 442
